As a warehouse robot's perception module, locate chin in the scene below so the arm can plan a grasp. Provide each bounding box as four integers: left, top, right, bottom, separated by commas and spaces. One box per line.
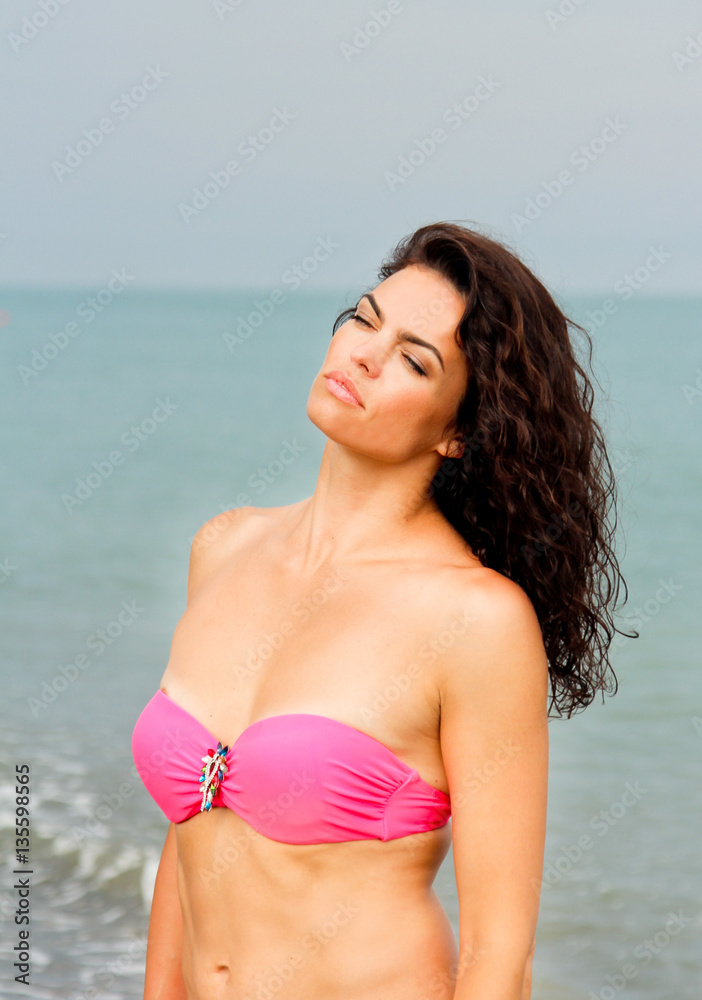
306, 391, 351, 438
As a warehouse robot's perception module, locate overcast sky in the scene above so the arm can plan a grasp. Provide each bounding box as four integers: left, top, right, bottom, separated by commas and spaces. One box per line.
2, 0, 700, 295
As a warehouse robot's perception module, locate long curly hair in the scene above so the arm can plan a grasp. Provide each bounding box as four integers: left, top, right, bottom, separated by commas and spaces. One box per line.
331, 221, 635, 719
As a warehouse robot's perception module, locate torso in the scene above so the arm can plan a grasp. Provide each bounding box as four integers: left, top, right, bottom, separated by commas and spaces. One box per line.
160, 501, 484, 1000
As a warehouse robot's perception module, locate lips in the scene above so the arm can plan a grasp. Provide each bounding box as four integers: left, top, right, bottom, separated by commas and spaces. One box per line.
324, 370, 364, 407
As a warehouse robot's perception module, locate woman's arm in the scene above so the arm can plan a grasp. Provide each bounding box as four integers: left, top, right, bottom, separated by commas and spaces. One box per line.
143, 822, 188, 1000
437, 572, 550, 1000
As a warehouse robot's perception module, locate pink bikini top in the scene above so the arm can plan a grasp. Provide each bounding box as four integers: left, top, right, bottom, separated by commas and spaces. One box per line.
132, 688, 451, 845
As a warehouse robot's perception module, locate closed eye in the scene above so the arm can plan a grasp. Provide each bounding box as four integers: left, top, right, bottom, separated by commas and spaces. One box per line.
351, 313, 427, 376
352, 312, 373, 328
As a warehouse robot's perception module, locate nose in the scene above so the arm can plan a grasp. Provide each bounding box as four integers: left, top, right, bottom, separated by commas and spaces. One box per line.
348, 332, 382, 377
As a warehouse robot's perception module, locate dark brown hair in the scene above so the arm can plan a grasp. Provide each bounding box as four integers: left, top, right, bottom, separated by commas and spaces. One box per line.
332, 220, 635, 719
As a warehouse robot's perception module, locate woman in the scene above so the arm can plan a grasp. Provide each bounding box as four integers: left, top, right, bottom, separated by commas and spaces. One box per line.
132, 221, 627, 999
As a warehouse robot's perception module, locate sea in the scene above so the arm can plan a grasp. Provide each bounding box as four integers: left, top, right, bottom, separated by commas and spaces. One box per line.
0, 287, 700, 998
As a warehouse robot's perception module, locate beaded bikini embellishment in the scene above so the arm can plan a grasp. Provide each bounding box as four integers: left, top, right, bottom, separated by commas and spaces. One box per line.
198, 741, 229, 812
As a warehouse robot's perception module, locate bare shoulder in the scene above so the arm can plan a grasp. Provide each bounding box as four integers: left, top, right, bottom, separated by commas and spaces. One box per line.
435, 564, 549, 720
186, 504, 277, 605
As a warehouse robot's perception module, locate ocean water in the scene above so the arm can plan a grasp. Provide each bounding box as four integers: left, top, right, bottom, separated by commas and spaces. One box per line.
0, 287, 700, 999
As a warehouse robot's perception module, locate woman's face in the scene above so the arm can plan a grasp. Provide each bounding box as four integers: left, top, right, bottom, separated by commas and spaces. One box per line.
307, 264, 469, 463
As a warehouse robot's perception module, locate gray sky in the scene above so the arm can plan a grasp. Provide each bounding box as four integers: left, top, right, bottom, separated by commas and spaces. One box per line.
2, 0, 700, 295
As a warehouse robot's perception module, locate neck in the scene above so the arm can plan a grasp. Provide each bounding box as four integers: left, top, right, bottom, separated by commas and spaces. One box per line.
284, 439, 447, 574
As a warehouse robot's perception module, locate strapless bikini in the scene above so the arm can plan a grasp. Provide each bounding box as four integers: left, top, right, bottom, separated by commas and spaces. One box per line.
131, 688, 451, 845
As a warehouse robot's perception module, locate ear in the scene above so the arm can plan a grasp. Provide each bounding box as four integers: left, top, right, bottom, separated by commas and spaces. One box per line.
437, 434, 465, 460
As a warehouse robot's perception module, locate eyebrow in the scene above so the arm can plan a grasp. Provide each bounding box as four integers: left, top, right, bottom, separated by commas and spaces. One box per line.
360, 293, 445, 372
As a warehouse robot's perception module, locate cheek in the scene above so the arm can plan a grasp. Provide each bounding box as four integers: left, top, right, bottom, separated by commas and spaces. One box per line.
383, 375, 456, 420
372, 382, 453, 448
